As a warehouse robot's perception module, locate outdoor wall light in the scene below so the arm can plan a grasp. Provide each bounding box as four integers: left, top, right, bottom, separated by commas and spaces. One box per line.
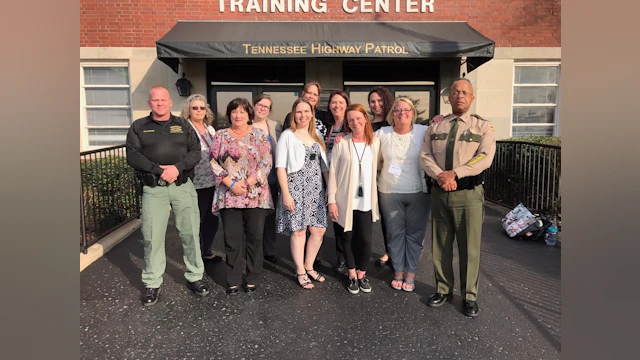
175, 73, 192, 97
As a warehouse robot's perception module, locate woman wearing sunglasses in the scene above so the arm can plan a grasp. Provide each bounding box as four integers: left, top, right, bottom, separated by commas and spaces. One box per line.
180, 94, 219, 261
376, 98, 430, 292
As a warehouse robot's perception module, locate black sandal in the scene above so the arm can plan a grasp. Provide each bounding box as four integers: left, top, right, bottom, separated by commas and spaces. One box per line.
305, 269, 326, 283
296, 273, 314, 289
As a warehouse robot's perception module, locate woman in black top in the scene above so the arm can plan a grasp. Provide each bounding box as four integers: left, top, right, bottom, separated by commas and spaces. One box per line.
368, 86, 394, 132
367, 86, 395, 268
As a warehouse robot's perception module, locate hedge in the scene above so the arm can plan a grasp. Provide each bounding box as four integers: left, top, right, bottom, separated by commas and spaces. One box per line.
80, 155, 140, 249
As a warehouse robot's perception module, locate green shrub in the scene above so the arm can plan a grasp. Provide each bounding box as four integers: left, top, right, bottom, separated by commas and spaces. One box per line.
501, 136, 561, 147
80, 155, 140, 248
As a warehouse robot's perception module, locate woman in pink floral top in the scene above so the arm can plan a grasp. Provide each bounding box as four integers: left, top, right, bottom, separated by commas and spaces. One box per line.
209, 98, 273, 295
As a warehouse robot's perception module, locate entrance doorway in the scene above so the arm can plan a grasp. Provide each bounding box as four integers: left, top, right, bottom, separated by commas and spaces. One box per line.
345, 83, 437, 125
210, 84, 302, 129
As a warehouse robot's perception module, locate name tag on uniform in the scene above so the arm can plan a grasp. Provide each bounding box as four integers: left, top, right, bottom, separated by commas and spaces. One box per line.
388, 164, 402, 176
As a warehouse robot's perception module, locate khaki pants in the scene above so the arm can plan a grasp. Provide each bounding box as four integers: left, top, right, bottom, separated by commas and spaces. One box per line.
430, 184, 484, 301
140, 179, 204, 288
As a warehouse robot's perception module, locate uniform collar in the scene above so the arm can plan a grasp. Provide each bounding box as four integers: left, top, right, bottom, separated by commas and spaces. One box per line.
449, 112, 472, 123
148, 112, 177, 122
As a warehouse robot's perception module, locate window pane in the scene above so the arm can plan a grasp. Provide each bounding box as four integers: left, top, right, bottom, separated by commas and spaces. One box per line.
83, 67, 129, 85
86, 108, 131, 126
395, 91, 430, 124
214, 91, 253, 128
513, 106, 556, 124
88, 128, 129, 147
512, 125, 555, 137
513, 86, 557, 104
346, 91, 371, 117
262, 91, 301, 127
85, 89, 131, 106
515, 66, 558, 84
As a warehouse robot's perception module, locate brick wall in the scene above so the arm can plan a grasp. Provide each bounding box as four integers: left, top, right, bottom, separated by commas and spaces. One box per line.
80, 0, 560, 47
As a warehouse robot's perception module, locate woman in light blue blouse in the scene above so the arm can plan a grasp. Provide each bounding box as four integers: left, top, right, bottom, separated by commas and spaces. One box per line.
180, 94, 219, 261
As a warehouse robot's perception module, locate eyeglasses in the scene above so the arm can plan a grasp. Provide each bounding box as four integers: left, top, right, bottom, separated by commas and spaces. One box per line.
394, 109, 413, 114
450, 90, 472, 97
255, 103, 270, 110
191, 106, 206, 111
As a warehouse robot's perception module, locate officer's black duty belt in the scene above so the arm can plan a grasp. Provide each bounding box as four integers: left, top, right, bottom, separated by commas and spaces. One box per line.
138, 172, 188, 187
432, 174, 484, 191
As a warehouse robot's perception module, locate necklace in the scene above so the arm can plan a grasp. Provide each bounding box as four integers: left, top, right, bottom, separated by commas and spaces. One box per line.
229, 125, 250, 136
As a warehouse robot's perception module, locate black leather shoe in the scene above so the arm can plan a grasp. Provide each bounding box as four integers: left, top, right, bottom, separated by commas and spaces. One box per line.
463, 300, 480, 317
333, 261, 346, 272
142, 287, 161, 306
264, 255, 278, 264
227, 286, 240, 296
244, 285, 258, 293
186, 280, 209, 297
427, 292, 453, 308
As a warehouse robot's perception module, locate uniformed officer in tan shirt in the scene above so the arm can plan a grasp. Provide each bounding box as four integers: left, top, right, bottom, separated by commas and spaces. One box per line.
420, 78, 496, 317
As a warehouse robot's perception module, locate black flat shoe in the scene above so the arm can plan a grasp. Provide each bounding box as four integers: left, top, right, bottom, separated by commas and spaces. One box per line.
264, 255, 278, 264
244, 285, 258, 293
375, 258, 387, 267
142, 287, 161, 306
203, 255, 223, 262
463, 300, 480, 318
427, 292, 453, 308
227, 286, 240, 296
186, 280, 210, 297
333, 261, 346, 273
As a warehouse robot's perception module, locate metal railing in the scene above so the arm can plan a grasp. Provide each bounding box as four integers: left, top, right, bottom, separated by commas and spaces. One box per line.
80, 145, 140, 253
484, 141, 561, 225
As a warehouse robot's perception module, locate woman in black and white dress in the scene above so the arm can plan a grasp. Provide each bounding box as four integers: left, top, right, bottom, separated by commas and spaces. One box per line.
276, 98, 329, 289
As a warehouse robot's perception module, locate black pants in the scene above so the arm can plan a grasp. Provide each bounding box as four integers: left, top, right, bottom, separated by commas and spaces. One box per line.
335, 211, 373, 271
220, 208, 268, 287
263, 182, 279, 257
196, 186, 219, 257
378, 190, 389, 253
332, 221, 346, 264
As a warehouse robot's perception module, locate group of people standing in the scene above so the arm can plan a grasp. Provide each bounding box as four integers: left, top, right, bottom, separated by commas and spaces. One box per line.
126, 78, 496, 318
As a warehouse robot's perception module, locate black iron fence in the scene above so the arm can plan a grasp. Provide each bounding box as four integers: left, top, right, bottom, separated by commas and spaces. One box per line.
484, 141, 561, 226
80, 145, 140, 253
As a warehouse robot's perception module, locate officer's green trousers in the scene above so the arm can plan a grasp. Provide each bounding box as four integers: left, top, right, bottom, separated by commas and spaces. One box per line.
430, 184, 484, 301
140, 179, 204, 288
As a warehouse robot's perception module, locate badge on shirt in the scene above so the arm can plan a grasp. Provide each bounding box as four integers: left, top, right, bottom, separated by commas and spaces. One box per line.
388, 164, 402, 176
470, 127, 477, 134
170, 125, 184, 134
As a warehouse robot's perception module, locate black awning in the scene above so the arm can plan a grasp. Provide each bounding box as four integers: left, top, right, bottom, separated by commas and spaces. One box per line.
156, 21, 494, 73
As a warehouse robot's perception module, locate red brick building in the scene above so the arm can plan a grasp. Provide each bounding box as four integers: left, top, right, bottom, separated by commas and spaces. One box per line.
80, 0, 560, 150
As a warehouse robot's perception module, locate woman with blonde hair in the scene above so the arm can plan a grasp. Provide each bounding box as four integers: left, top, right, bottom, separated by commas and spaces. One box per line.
276, 98, 329, 289
180, 94, 219, 261
375, 97, 430, 292
327, 104, 381, 294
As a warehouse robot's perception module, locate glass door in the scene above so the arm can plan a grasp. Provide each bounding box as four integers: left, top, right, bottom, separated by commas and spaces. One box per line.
210, 84, 303, 129
345, 84, 437, 125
